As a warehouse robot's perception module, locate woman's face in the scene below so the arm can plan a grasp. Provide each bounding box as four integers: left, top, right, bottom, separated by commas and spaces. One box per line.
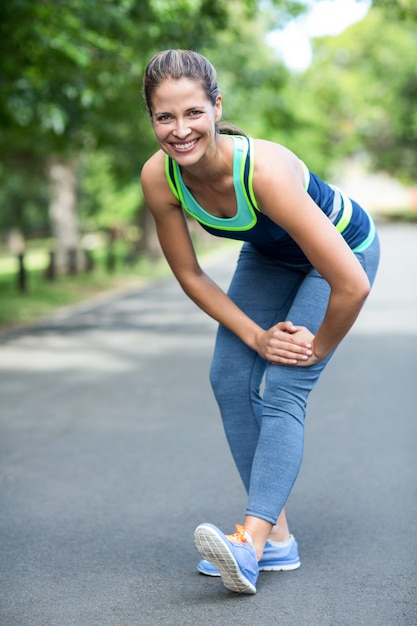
149, 77, 222, 164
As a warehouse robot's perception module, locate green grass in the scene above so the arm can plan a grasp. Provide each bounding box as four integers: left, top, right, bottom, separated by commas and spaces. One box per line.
0, 236, 236, 332
0, 248, 49, 273
0, 251, 170, 331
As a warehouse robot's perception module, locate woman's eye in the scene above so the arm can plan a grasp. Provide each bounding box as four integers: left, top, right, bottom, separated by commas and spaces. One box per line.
155, 114, 172, 122
189, 109, 203, 116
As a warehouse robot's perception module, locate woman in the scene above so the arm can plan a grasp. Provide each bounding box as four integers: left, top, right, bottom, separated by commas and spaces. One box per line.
141, 49, 380, 595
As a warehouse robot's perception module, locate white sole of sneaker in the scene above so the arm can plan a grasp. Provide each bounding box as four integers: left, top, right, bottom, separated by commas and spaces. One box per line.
261, 562, 301, 571
194, 525, 257, 595
198, 560, 301, 576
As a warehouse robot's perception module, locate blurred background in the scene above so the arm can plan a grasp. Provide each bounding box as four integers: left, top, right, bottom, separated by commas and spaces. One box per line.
1, 0, 416, 329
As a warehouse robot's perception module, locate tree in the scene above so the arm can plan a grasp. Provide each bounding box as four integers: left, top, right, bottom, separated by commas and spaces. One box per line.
0, 0, 314, 263
371, 0, 417, 22
293, 2, 417, 182
0, 0, 232, 261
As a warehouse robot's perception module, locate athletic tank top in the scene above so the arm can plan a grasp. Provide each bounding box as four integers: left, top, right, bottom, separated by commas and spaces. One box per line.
165, 135, 375, 264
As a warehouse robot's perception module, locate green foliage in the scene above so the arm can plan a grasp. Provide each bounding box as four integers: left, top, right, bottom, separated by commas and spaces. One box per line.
0, 262, 143, 330
200, 5, 336, 177
201, 7, 313, 166
0, 0, 230, 152
0, 0, 241, 237
302, 4, 417, 181
77, 152, 142, 229
371, 0, 417, 21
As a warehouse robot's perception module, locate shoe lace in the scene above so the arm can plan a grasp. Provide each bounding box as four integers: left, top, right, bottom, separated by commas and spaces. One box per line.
226, 524, 248, 544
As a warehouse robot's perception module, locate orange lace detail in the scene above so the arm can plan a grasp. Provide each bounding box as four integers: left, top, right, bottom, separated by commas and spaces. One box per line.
226, 524, 248, 544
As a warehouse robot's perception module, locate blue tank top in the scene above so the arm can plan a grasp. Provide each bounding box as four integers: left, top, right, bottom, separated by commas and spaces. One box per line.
165, 135, 375, 264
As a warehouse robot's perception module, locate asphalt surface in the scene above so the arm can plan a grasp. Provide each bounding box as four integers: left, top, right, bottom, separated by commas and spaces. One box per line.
0, 221, 416, 626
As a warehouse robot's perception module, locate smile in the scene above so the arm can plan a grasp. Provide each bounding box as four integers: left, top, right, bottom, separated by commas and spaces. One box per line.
172, 139, 198, 151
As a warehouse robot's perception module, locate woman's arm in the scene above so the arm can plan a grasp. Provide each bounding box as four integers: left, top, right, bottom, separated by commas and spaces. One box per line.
252, 140, 371, 363
141, 153, 313, 364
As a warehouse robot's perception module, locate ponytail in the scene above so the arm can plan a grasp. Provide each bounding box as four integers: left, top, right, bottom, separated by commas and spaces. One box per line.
216, 121, 247, 137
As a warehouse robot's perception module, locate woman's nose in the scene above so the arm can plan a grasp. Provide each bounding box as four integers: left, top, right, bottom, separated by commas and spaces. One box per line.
173, 118, 191, 138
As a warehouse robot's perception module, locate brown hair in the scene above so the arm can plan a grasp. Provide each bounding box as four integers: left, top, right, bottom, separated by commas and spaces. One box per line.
143, 50, 220, 111
143, 49, 246, 137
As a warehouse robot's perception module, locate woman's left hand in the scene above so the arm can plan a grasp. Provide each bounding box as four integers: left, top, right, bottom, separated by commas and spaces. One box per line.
257, 321, 319, 365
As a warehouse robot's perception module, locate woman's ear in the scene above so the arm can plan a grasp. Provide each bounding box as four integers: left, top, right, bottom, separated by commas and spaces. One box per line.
214, 94, 222, 123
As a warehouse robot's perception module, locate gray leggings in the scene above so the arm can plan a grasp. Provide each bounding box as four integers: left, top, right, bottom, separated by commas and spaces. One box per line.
209, 236, 380, 524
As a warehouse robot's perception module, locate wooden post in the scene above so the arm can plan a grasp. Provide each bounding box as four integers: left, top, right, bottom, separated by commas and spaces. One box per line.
45, 250, 56, 281
67, 247, 78, 274
17, 253, 27, 293
7, 229, 27, 293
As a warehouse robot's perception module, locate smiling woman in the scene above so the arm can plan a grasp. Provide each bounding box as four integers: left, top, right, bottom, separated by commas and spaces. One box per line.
140, 49, 380, 596
143, 50, 223, 168
149, 77, 222, 161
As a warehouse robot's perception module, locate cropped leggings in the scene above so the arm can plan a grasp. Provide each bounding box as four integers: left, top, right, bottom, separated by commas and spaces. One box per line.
209, 236, 380, 525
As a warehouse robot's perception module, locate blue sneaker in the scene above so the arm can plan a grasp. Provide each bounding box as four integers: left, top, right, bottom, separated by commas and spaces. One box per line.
194, 523, 259, 594
197, 535, 300, 576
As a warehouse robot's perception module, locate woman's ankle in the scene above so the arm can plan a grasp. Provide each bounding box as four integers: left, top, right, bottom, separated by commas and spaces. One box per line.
268, 525, 291, 543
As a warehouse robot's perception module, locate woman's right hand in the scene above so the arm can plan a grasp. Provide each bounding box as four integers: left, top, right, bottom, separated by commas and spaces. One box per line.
256, 321, 314, 365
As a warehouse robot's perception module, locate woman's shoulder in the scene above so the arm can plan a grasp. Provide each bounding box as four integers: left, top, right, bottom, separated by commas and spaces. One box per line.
140, 149, 180, 210
141, 149, 166, 182
252, 138, 298, 163
251, 138, 302, 184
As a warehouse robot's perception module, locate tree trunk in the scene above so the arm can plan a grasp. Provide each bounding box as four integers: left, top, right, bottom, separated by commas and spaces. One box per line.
48, 158, 79, 272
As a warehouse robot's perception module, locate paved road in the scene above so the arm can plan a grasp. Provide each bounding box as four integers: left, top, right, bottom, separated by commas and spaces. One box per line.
0, 222, 416, 626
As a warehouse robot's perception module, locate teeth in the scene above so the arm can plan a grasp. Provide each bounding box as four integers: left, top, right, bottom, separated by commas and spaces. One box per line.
173, 140, 197, 150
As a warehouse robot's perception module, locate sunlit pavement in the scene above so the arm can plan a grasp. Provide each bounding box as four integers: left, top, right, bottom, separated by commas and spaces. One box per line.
0, 222, 416, 626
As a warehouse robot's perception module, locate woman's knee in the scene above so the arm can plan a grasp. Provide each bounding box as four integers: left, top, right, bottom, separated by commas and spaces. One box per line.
210, 340, 264, 405
209, 358, 228, 399
262, 362, 327, 425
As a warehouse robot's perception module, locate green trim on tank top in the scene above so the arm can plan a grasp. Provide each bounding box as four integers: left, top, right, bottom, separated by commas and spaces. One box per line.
300, 160, 360, 237
165, 137, 372, 246
352, 211, 376, 252
329, 184, 376, 250
165, 136, 260, 232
